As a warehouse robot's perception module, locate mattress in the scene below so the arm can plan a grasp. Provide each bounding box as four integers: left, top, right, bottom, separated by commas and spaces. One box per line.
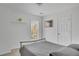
20, 40, 64, 56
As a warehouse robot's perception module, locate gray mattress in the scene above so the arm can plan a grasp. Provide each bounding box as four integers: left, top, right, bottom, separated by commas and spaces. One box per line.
20, 40, 64, 56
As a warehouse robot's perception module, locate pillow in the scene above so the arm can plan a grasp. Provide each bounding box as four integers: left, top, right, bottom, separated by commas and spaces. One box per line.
68, 44, 79, 51
49, 47, 79, 56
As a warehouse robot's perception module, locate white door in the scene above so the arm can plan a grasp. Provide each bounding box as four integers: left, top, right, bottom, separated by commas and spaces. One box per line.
57, 16, 72, 46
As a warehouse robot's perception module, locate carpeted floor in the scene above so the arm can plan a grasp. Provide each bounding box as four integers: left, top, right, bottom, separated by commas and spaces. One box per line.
1, 48, 20, 56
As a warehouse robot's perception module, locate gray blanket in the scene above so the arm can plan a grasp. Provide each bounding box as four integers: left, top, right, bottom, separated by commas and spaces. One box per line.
20, 41, 64, 56
49, 47, 79, 56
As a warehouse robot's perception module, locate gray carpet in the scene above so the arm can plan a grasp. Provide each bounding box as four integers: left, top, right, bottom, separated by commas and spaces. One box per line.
1, 48, 20, 56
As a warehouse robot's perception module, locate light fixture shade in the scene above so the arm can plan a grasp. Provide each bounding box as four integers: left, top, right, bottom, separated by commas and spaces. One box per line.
36, 3, 43, 6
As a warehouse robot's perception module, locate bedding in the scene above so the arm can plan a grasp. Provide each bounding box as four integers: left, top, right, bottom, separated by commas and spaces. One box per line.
20, 40, 64, 56
68, 44, 79, 51
20, 39, 79, 56
49, 47, 79, 56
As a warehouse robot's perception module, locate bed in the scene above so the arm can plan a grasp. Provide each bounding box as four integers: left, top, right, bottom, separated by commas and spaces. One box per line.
19, 38, 79, 56
19, 38, 64, 56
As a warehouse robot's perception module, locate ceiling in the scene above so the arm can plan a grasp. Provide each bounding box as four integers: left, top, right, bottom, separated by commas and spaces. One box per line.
0, 3, 79, 16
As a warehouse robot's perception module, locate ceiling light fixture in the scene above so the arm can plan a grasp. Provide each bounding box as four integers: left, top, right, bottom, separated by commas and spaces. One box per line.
36, 3, 43, 6
40, 12, 43, 14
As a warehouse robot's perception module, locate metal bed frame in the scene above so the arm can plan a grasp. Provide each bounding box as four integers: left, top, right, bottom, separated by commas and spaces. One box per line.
20, 38, 46, 47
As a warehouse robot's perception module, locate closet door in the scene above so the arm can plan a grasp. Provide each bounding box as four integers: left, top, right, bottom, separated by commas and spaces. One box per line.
57, 16, 72, 46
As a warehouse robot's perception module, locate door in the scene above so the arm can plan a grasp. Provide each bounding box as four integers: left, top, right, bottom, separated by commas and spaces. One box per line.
57, 16, 72, 46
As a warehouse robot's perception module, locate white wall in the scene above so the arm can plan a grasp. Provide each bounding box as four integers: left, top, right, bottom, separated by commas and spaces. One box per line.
43, 6, 79, 45
0, 6, 42, 54
43, 16, 57, 43
71, 6, 79, 44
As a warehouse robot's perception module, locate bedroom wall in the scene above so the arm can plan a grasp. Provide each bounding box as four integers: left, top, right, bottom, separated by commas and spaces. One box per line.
0, 6, 42, 54
43, 6, 79, 45
43, 16, 57, 43
71, 6, 79, 44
